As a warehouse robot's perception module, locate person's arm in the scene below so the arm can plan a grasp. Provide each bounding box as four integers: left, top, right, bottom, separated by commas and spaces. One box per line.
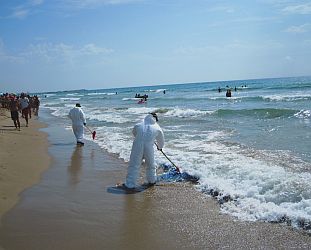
132, 124, 138, 137
80, 110, 86, 125
155, 128, 164, 150
68, 109, 73, 120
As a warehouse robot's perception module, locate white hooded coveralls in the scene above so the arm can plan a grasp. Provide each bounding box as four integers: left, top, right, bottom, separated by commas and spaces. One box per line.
69, 107, 86, 143
125, 114, 165, 188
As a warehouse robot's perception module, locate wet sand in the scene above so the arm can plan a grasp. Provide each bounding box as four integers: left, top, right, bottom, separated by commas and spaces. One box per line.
1, 110, 311, 249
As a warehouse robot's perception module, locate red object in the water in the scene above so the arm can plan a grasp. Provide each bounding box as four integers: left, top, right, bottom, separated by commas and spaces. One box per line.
85, 125, 96, 140
138, 99, 146, 104
92, 131, 96, 140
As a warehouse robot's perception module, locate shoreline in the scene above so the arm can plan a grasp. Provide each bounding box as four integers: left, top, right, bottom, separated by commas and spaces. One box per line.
0, 108, 50, 223
1, 109, 311, 249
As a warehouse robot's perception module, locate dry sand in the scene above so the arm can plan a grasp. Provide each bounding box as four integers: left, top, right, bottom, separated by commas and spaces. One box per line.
1, 109, 311, 249
0, 108, 50, 222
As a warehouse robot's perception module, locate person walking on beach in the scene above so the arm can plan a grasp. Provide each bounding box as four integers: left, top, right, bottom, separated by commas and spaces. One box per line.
18, 93, 30, 127
124, 112, 164, 189
9, 96, 21, 130
69, 103, 86, 146
33, 95, 40, 116
27, 95, 32, 119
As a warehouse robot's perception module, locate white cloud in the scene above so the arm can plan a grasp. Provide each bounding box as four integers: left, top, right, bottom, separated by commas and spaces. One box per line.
0, 40, 113, 65
11, 8, 30, 19
206, 5, 235, 13
8, 0, 44, 19
30, 0, 44, 6
21, 42, 114, 64
81, 43, 114, 55
258, 0, 298, 5
208, 16, 277, 28
173, 40, 284, 56
282, 3, 311, 14
284, 23, 311, 33
61, 0, 143, 8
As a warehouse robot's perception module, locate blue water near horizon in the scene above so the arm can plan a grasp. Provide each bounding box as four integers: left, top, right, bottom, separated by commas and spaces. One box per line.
39, 76, 311, 233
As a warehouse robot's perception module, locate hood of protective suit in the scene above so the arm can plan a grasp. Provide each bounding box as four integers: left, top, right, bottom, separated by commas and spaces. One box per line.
143, 114, 156, 125
131, 114, 164, 147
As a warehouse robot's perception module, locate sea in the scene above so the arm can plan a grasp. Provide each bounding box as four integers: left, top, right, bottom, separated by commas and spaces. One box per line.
39, 76, 311, 232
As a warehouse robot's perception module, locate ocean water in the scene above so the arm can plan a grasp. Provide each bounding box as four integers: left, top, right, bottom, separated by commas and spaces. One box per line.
40, 76, 311, 232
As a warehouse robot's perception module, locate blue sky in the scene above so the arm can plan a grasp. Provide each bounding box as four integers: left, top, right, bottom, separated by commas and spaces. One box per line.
0, 0, 311, 92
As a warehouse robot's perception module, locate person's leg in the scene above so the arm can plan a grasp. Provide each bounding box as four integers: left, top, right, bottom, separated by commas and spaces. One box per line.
72, 125, 79, 142
144, 146, 156, 184
125, 163, 141, 188
76, 125, 84, 143
11, 111, 17, 129
22, 109, 29, 126
73, 125, 84, 144
17, 118, 20, 130
13, 120, 17, 129
125, 145, 143, 188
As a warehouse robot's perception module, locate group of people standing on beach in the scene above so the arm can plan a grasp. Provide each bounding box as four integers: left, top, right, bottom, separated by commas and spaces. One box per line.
68, 103, 164, 190
0, 92, 40, 130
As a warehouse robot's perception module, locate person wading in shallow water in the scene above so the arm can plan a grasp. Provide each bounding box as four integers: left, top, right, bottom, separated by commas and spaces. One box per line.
124, 112, 164, 189
69, 103, 86, 146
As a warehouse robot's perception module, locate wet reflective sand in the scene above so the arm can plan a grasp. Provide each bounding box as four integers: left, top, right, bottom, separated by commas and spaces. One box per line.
0, 125, 188, 249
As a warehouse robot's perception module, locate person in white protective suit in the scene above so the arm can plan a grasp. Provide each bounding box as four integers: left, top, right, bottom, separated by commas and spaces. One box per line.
69, 103, 86, 146
125, 113, 164, 189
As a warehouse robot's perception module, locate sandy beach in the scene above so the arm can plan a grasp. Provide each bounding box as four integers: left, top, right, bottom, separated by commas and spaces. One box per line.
1, 109, 311, 249
0, 108, 50, 222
